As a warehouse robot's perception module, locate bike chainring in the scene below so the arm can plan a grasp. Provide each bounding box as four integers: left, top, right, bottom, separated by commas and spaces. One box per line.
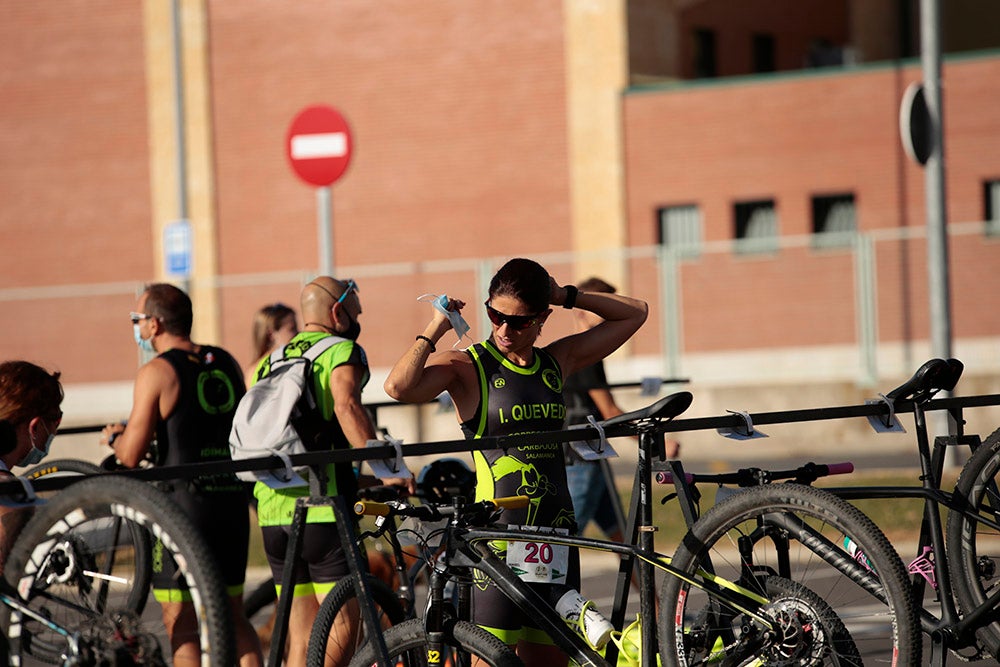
76, 611, 166, 666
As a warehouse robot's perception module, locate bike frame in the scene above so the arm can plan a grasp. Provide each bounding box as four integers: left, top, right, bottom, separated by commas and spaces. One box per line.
663, 393, 1000, 665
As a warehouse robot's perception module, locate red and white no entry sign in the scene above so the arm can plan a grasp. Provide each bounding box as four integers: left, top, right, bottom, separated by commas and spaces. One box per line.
286, 105, 353, 187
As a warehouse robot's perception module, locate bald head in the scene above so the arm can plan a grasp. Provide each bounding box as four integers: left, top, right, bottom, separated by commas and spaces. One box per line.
301, 277, 352, 322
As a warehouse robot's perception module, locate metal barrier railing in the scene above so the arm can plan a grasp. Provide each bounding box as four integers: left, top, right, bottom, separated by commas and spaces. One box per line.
5, 390, 998, 497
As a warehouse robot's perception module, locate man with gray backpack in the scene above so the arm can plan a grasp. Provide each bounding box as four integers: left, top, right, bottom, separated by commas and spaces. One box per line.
234, 276, 411, 667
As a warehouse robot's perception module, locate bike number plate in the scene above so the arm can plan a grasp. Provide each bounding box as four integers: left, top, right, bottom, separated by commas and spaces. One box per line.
506, 527, 569, 585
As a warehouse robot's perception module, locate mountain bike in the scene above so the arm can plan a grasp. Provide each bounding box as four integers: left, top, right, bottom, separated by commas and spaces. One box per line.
305, 459, 477, 666
0, 475, 234, 665
804, 358, 1000, 664
348, 392, 918, 666
655, 357, 1000, 665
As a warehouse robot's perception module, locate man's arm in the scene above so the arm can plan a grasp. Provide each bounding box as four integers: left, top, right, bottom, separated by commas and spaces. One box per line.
588, 387, 625, 421
331, 363, 415, 493
104, 359, 177, 468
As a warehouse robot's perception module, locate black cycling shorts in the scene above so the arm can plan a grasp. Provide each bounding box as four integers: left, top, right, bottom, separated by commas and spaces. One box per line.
152, 488, 250, 599
261, 522, 356, 595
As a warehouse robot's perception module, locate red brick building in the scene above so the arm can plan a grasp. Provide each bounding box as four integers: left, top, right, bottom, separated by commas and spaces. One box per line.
2, 0, 999, 427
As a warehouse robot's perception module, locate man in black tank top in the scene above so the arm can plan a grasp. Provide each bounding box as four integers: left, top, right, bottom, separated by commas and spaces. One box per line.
102, 283, 262, 667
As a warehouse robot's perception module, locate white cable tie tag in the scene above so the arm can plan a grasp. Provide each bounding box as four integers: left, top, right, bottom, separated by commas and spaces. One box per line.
865, 394, 906, 433
260, 451, 308, 489
366, 437, 413, 479
640, 377, 662, 396
717, 410, 769, 440
567, 415, 618, 461
16, 476, 37, 503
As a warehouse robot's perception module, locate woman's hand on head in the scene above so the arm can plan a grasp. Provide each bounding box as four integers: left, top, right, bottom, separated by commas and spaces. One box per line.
547, 276, 563, 305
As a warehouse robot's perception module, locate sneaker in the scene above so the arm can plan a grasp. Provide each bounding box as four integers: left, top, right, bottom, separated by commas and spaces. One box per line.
556, 589, 614, 650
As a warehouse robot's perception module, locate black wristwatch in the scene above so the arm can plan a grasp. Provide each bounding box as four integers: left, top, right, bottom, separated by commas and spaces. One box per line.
562, 285, 578, 310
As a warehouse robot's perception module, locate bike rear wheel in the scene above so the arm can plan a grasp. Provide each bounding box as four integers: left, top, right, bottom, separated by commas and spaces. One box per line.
3, 475, 234, 665
346, 617, 524, 667
306, 573, 407, 667
946, 426, 1000, 657
659, 483, 919, 666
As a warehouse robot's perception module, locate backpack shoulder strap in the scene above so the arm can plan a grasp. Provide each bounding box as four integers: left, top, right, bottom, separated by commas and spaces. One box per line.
266, 334, 344, 368
302, 334, 344, 362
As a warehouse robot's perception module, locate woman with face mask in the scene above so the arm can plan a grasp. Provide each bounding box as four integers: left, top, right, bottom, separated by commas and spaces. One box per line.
0, 360, 64, 575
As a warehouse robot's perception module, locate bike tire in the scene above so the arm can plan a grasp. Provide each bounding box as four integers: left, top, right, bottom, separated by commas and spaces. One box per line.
946, 426, 1000, 657
3, 475, 235, 666
22, 458, 103, 480
306, 573, 407, 667
20, 457, 154, 618
659, 483, 919, 666
347, 617, 524, 667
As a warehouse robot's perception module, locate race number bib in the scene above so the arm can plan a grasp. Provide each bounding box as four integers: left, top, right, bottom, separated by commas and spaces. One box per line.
506, 526, 569, 585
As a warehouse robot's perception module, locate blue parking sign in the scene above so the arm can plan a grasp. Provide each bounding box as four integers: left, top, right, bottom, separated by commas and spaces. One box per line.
165, 220, 192, 277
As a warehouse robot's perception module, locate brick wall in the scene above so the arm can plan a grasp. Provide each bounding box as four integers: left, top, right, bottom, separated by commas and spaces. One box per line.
623, 56, 1000, 355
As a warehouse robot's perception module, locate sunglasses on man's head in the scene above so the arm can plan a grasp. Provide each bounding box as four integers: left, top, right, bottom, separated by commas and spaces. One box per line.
484, 302, 541, 330
130, 312, 152, 325
337, 279, 359, 303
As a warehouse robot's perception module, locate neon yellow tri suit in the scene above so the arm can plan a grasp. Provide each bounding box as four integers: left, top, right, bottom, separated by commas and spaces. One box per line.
252, 331, 367, 598
461, 338, 580, 645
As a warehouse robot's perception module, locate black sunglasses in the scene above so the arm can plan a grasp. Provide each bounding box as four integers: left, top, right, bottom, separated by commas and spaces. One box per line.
484, 302, 541, 330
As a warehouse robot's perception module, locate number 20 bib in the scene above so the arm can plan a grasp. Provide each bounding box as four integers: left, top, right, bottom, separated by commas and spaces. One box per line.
505, 526, 569, 585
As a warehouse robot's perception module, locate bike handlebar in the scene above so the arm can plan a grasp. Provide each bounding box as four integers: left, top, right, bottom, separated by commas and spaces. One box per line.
354, 495, 530, 521
655, 461, 854, 487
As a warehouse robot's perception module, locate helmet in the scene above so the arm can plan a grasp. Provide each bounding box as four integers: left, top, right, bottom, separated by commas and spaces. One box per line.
417, 457, 475, 505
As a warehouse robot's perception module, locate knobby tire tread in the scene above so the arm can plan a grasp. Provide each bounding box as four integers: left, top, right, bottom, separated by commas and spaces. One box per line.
306, 573, 406, 667
3, 476, 234, 666
347, 617, 524, 667
659, 483, 919, 666
946, 426, 1000, 657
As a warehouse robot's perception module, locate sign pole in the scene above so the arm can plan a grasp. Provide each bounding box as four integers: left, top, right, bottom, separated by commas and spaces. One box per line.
318, 186, 333, 276
285, 104, 353, 279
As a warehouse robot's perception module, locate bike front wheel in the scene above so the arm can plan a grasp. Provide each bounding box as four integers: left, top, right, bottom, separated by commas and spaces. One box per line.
3, 475, 234, 666
347, 617, 524, 667
306, 573, 407, 667
20, 457, 153, 618
659, 483, 919, 666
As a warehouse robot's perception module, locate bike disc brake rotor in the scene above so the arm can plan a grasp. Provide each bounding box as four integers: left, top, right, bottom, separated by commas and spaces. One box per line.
758, 597, 829, 667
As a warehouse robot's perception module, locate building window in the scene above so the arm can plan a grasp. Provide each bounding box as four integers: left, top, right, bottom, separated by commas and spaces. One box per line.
752, 33, 776, 73
734, 199, 778, 254
986, 179, 1000, 236
812, 193, 856, 248
693, 29, 717, 78
658, 205, 702, 258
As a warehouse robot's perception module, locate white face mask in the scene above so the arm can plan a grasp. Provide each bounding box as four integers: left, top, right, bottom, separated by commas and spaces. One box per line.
18, 423, 54, 468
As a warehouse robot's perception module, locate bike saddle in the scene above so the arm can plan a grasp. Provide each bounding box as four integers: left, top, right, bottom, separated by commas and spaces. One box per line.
885, 358, 964, 403
600, 391, 693, 428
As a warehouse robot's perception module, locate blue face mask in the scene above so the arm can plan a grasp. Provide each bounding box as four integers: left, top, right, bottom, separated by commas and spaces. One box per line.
18, 424, 54, 468
133, 324, 155, 353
